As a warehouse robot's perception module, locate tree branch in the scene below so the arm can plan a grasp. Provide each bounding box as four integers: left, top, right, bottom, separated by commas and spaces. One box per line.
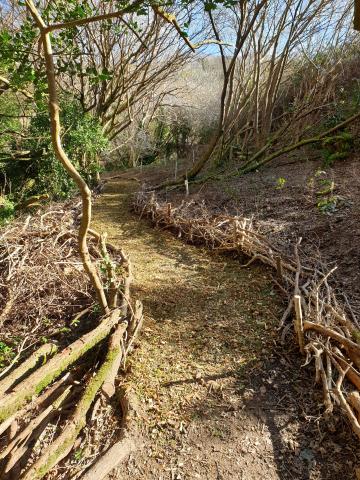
43, 1, 144, 33
0, 75, 33, 100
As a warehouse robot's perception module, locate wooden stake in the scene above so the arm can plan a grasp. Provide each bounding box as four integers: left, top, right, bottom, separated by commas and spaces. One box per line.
294, 295, 305, 354
232, 218, 238, 243
184, 179, 189, 196
240, 219, 246, 247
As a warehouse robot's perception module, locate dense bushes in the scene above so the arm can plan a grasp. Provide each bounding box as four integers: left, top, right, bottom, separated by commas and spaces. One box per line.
0, 97, 108, 210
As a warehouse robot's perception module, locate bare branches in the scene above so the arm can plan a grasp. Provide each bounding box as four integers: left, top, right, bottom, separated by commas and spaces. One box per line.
151, 5, 195, 53
241, 110, 360, 174
0, 202, 144, 478
294, 295, 305, 354
0, 206, 94, 341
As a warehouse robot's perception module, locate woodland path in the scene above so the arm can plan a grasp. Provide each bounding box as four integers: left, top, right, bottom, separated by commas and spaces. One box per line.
92, 175, 356, 480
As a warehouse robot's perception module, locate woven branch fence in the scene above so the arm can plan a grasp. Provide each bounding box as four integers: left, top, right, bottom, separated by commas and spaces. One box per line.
134, 190, 360, 440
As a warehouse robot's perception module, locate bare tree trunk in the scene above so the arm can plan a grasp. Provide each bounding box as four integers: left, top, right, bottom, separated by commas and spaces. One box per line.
355, 0, 360, 30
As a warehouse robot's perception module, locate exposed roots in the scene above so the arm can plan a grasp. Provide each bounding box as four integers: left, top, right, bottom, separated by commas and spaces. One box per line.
134, 190, 360, 441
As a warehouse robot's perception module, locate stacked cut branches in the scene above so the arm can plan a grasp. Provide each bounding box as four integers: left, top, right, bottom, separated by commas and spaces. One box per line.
0, 203, 93, 341
0, 205, 144, 480
134, 190, 360, 440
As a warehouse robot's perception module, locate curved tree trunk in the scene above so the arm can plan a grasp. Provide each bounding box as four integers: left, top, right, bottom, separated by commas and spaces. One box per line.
25, 0, 109, 313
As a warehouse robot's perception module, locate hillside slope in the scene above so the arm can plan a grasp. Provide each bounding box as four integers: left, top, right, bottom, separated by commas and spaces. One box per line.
150, 153, 360, 320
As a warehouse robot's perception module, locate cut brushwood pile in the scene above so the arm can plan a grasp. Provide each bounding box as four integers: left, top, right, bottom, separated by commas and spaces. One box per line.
0, 204, 143, 480
0, 203, 93, 340
134, 190, 360, 441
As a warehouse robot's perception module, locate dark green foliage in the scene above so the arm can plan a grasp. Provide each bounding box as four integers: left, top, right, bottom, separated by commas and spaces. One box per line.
321, 131, 354, 167
151, 113, 192, 160
125, 113, 194, 168
140, 153, 158, 166
0, 196, 15, 225
153, 115, 173, 158
0, 98, 108, 201
322, 78, 360, 130
0, 86, 25, 154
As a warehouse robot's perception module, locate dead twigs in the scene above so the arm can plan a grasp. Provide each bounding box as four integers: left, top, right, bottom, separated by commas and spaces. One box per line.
0, 203, 144, 479
134, 190, 360, 440
78, 388, 139, 480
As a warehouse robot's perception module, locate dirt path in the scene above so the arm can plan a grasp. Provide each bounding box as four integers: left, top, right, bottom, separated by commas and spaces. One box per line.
92, 177, 359, 480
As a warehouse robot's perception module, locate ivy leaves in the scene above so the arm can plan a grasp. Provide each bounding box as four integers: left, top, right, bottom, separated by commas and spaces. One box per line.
85, 66, 113, 84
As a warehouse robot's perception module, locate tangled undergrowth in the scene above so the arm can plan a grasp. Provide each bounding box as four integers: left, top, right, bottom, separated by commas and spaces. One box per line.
0, 201, 95, 348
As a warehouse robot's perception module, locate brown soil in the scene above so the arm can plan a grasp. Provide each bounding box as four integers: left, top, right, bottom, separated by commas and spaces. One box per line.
146, 154, 360, 318
92, 176, 360, 480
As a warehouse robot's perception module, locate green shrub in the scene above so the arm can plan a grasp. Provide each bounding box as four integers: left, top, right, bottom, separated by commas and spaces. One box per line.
317, 195, 338, 214
0, 195, 15, 225
275, 177, 286, 189
1, 97, 108, 201
311, 172, 339, 215
0, 341, 15, 369
321, 131, 354, 167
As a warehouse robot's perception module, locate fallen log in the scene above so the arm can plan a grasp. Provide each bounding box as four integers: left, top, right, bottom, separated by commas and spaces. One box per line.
0, 309, 121, 422
0, 343, 57, 396
101, 322, 126, 399
0, 372, 73, 437
0, 385, 72, 477
20, 318, 128, 480
79, 434, 135, 480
